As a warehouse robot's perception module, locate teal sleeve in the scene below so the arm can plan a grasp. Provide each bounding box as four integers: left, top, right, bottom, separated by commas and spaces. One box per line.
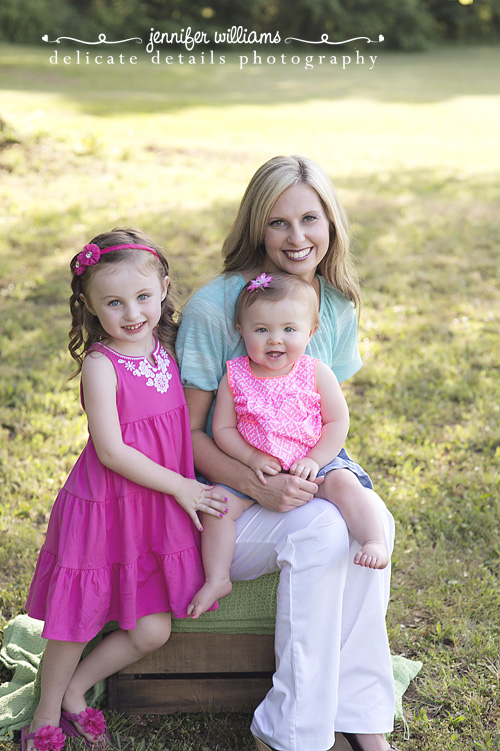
307, 277, 362, 383
175, 275, 245, 393
326, 288, 362, 382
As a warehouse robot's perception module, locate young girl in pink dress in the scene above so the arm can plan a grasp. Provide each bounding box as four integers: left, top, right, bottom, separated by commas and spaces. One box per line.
188, 272, 389, 619
23, 229, 227, 751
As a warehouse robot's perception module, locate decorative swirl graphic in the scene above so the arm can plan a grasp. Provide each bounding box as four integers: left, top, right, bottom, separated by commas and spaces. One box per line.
285, 33, 384, 45
41, 33, 142, 45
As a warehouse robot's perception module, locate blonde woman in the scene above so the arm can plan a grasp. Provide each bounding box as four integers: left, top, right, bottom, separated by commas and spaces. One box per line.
176, 156, 399, 751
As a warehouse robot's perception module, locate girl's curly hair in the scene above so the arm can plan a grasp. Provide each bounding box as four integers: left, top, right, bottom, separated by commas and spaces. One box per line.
68, 228, 178, 378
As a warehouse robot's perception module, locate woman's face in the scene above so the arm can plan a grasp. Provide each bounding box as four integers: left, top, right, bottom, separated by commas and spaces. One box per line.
263, 183, 331, 284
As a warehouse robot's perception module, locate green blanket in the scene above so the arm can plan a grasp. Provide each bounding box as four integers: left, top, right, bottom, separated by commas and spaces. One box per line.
0, 607, 422, 739
0, 615, 108, 738
171, 574, 279, 634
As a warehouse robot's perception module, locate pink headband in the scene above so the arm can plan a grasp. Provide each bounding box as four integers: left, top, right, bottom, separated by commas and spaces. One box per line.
73, 243, 161, 276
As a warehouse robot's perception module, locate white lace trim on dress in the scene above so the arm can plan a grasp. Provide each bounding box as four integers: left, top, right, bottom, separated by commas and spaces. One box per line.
118, 349, 172, 394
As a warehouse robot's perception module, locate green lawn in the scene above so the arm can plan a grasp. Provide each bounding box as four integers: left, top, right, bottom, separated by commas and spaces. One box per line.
1, 42, 499, 751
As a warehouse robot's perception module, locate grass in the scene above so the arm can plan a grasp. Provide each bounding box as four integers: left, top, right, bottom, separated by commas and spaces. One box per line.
1, 41, 500, 750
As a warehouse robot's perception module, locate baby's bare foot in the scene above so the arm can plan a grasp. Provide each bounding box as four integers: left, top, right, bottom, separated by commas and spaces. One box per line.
354, 541, 389, 569
187, 579, 233, 619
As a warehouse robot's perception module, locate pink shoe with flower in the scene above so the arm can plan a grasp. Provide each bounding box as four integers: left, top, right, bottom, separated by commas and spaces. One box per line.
21, 724, 66, 751
60, 707, 108, 747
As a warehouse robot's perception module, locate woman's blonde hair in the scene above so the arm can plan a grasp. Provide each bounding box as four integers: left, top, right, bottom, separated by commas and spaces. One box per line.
68, 228, 178, 377
222, 155, 361, 309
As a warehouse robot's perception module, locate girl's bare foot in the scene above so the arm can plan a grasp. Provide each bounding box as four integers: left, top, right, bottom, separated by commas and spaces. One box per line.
187, 578, 233, 619
353, 541, 389, 569
62, 688, 107, 746
23, 713, 64, 751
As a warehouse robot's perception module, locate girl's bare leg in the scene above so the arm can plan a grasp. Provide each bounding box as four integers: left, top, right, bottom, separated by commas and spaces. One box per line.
320, 470, 389, 569
188, 490, 254, 619
62, 613, 171, 741
27, 640, 86, 751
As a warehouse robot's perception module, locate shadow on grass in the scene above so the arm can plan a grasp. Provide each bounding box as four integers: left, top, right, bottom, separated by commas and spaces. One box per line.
1, 44, 500, 116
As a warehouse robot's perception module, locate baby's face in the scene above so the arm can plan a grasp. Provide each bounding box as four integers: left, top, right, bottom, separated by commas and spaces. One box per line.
237, 297, 317, 376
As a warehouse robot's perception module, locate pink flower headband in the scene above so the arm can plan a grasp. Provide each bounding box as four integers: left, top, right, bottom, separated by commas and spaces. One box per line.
73, 243, 161, 275
247, 273, 273, 292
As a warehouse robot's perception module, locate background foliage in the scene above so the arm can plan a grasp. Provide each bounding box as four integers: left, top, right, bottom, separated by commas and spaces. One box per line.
1, 0, 500, 50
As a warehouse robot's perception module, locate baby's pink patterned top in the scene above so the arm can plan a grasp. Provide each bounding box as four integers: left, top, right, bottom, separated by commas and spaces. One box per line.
226, 355, 322, 470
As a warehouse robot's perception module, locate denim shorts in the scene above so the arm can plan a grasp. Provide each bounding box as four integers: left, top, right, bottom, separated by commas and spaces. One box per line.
199, 447, 373, 501
317, 447, 373, 488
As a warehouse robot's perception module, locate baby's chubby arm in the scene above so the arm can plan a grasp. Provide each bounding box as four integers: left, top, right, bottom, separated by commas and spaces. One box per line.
290, 361, 349, 479
213, 374, 282, 484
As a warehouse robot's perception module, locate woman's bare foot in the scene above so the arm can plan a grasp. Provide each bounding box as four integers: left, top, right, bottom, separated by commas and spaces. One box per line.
187, 578, 233, 619
353, 540, 389, 569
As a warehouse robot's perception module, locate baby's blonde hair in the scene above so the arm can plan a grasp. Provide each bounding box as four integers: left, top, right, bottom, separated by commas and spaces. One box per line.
235, 272, 319, 329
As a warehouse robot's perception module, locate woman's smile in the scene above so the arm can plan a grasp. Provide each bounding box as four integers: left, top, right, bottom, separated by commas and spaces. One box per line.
282, 247, 314, 261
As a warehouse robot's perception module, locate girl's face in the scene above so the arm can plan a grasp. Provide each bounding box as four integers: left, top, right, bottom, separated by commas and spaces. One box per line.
237, 297, 317, 377
82, 261, 168, 356
263, 183, 331, 284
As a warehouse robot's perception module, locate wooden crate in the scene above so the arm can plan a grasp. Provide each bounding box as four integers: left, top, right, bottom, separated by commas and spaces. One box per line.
107, 632, 275, 714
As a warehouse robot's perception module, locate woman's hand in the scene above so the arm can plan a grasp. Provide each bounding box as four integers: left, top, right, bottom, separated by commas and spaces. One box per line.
246, 471, 324, 513
172, 479, 229, 530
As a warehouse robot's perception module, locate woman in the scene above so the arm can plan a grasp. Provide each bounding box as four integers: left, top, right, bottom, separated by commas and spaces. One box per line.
176, 155, 399, 751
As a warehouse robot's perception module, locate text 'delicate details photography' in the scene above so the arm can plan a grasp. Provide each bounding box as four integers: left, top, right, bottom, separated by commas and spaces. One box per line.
43, 26, 384, 71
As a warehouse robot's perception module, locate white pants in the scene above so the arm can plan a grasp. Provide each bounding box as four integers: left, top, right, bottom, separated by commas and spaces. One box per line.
229, 491, 395, 751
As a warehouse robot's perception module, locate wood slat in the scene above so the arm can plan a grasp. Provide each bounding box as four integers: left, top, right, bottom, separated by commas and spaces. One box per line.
116, 633, 275, 674
109, 676, 273, 714
107, 633, 276, 714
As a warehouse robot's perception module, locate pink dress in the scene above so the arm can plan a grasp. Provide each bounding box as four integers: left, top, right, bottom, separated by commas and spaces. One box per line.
226, 354, 323, 471
26, 338, 212, 642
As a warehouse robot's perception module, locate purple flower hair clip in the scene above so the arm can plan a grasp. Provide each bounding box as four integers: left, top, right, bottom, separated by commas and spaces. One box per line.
247, 273, 273, 292
73, 243, 101, 275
